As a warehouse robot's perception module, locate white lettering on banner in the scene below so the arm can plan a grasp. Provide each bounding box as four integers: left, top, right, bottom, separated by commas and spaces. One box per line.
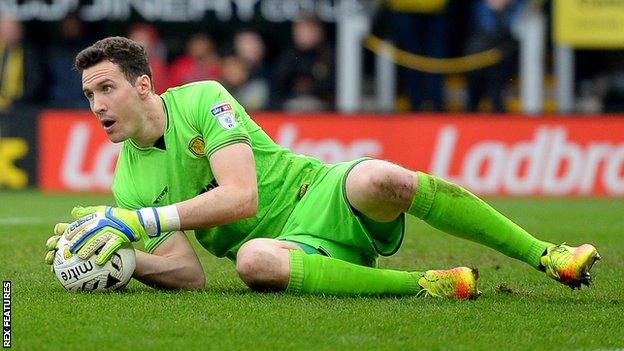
605, 146, 624, 193
232, 0, 260, 21
2, 0, 362, 22
132, 0, 206, 22
431, 125, 624, 195
463, 141, 506, 194
543, 130, 583, 195
0, 0, 76, 21
81, 0, 128, 22
503, 129, 549, 195
276, 123, 382, 163
61, 123, 120, 191
430, 126, 457, 182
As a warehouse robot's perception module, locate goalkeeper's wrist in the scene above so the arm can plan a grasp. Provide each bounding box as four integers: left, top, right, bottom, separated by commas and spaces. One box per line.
137, 205, 181, 236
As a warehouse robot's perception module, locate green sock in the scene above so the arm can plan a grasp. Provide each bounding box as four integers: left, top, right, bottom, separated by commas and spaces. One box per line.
409, 172, 550, 268
286, 250, 422, 295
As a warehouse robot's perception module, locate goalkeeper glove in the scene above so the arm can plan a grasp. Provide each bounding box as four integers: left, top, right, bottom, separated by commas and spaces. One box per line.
63, 205, 179, 265
44, 222, 70, 266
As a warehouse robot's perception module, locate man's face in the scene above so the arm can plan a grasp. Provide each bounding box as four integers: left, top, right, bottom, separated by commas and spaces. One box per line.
82, 60, 143, 143
0, 15, 23, 46
293, 20, 322, 51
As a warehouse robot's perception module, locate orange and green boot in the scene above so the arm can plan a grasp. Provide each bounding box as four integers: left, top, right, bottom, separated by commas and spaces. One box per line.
417, 267, 481, 299
540, 243, 601, 289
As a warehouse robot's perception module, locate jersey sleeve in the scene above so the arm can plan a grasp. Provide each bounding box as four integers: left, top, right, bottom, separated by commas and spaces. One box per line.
192, 82, 251, 158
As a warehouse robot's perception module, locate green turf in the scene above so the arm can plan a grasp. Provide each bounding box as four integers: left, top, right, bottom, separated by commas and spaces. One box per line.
0, 190, 621, 350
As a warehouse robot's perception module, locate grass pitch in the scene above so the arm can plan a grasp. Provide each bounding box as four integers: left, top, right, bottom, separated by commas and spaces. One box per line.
0, 191, 621, 350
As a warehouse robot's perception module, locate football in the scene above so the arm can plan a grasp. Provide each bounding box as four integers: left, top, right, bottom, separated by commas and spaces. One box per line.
52, 235, 136, 292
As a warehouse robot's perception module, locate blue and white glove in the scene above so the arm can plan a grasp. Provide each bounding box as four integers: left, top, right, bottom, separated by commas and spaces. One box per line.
58, 205, 179, 265
44, 222, 70, 266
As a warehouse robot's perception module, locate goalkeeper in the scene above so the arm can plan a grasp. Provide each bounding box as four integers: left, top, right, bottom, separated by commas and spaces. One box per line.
45, 37, 600, 298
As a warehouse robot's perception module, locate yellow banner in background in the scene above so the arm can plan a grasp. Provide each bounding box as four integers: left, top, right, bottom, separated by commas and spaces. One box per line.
554, 0, 624, 48
0, 138, 28, 189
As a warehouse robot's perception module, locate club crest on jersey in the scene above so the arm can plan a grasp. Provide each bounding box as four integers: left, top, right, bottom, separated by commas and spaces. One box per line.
210, 102, 237, 130
188, 136, 205, 157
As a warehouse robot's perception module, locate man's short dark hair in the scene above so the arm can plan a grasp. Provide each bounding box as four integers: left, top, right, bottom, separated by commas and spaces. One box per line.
75, 36, 152, 86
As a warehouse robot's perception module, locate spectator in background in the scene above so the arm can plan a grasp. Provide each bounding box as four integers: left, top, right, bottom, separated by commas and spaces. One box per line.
601, 52, 624, 112
128, 23, 170, 94
47, 12, 90, 108
387, 0, 451, 112
169, 33, 222, 87
221, 54, 269, 111
464, 0, 524, 112
233, 29, 271, 85
273, 15, 334, 111
0, 14, 43, 111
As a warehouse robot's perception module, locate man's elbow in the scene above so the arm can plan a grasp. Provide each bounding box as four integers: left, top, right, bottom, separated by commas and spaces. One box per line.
178, 267, 206, 291
184, 271, 206, 291
240, 189, 258, 218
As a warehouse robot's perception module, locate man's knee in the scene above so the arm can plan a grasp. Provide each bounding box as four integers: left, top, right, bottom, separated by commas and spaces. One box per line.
236, 239, 290, 291
347, 160, 416, 210
370, 162, 414, 199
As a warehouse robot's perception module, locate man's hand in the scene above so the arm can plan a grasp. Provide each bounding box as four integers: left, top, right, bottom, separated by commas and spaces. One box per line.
43, 222, 70, 266
62, 206, 145, 265
45, 205, 179, 266
71, 205, 149, 238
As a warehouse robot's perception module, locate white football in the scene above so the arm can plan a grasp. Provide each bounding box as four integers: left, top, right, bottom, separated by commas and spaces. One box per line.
52, 235, 136, 292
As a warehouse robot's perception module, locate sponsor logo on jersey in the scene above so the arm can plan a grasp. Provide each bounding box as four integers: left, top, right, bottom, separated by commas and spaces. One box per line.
188, 136, 205, 157
210, 102, 237, 130
199, 178, 219, 195
152, 186, 168, 204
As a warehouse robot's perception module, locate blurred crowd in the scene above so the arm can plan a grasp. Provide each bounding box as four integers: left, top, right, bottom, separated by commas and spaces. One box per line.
1, 0, 623, 114
0, 11, 333, 113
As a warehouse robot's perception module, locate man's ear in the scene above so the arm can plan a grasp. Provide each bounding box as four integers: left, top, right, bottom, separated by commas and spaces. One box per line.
135, 74, 153, 97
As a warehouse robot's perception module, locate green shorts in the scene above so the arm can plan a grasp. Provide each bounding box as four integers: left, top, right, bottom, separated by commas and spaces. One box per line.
277, 158, 405, 268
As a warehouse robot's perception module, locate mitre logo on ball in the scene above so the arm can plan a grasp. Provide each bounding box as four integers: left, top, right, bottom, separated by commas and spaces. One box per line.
52, 235, 135, 292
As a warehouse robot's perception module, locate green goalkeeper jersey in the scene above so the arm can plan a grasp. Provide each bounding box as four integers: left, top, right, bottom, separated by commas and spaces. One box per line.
112, 81, 328, 259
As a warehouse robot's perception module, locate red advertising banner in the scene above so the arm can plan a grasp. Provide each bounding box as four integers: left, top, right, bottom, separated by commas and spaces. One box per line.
39, 110, 624, 196
39, 111, 119, 192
